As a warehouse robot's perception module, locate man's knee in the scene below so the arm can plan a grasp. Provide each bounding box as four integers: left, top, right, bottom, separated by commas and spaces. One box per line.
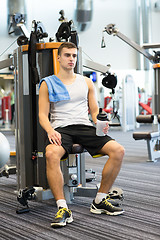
116, 144, 125, 160
102, 141, 125, 160
45, 145, 64, 165
109, 144, 125, 165
103, 141, 125, 163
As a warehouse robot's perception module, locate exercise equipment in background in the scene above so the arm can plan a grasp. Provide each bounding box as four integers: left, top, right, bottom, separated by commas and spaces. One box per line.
55, 10, 79, 47
139, 93, 152, 115
104, 23, 160, 161
0, 132, 10, 169
133, 115, 160, 162
101, 71, 121, 127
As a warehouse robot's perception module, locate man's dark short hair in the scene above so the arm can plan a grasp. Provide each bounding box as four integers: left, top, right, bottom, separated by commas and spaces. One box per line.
58, 42, 78, 55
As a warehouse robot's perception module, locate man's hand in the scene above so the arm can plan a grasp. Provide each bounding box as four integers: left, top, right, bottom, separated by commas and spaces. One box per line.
47, 129, 62, 146
103, 122, 109, 135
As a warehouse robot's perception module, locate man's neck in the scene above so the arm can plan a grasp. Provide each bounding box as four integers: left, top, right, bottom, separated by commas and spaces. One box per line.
56, 69, 76, 84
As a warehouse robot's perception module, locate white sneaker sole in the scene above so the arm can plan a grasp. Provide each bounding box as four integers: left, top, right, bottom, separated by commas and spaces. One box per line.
51, 216, 73, 227
90, 205, 124, 216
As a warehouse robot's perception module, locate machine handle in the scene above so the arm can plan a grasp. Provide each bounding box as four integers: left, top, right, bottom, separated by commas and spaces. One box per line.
104, 23, 157, 63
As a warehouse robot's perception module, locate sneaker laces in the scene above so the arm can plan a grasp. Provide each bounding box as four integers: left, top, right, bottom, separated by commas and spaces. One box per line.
106, 195, 116, 202
105, 195, 122, 207
55, 208, 68, 219
55, 208, 72, 219
102, 198, 115, 209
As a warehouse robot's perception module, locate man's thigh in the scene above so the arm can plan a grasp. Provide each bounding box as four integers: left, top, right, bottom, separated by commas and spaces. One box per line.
75, 125, 114, 156
99, 140, 123, 156
45, 127, 75, 158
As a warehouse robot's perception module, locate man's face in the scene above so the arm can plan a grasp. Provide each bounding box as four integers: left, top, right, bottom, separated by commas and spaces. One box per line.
57, 47, 77, 70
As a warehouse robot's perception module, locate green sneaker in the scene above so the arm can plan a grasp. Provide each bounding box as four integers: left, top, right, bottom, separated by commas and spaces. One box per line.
90, 198, 124, 216
51, 208, 73, 228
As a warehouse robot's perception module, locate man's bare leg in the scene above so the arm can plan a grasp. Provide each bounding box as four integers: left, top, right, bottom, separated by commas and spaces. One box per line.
98, 140, 125, 193
45, 144, 66, 200
90, 140, 125, 215
46, 144, 74, 227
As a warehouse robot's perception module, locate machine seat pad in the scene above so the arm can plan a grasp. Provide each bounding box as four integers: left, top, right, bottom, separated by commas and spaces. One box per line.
61, 144, 104, 160
133, 131, 160, 140
71, 144, 85, 154
136, 115, 154, 123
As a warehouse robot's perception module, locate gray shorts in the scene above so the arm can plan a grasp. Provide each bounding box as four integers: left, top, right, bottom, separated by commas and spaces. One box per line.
45, 124, 113, 158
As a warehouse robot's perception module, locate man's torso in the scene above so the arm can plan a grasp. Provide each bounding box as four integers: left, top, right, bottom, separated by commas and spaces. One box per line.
50, 74, 93, 129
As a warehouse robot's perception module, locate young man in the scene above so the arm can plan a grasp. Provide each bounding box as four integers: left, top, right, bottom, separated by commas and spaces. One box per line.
39, 42, 125, 228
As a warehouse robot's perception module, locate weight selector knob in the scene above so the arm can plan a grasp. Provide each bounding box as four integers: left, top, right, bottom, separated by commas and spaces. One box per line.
70, 174, 77, 180
70, 174, 78, 185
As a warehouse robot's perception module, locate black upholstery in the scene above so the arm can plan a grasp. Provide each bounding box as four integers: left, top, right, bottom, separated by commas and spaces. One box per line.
133, 131, 160, 140
136, 115, 154, 123
71, 144, 85, 154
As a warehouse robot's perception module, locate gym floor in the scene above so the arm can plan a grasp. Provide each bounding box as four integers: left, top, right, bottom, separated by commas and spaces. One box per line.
0, 125, 160, 240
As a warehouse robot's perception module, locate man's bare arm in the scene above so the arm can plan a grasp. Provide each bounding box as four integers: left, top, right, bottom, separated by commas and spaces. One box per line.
38, 81, 61, 145
85, 77, 99, 124
85, 77, 109, 134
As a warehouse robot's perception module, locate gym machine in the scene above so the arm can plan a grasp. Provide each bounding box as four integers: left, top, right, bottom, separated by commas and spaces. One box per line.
13, 41, 122, 212
0, 18, 124, 212
104, 24, 160, 162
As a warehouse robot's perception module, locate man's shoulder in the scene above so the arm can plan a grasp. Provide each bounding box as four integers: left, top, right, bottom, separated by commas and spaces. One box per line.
82, 75, 93, 89
76, 74, 91, 83
43, 74, 56, 81
39, 74, 54, 89
40, 74, 59, 86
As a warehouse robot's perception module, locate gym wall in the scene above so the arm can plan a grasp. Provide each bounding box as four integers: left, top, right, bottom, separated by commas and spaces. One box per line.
0, 0, 160, 72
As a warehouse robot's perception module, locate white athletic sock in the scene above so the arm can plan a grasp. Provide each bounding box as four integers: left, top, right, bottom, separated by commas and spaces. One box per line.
95, 192, 108, 204
56, 199, 68, 209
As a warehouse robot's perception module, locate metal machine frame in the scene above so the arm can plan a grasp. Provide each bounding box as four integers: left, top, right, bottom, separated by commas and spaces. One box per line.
104, 24, 160, 162
15, 43, 66, 190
